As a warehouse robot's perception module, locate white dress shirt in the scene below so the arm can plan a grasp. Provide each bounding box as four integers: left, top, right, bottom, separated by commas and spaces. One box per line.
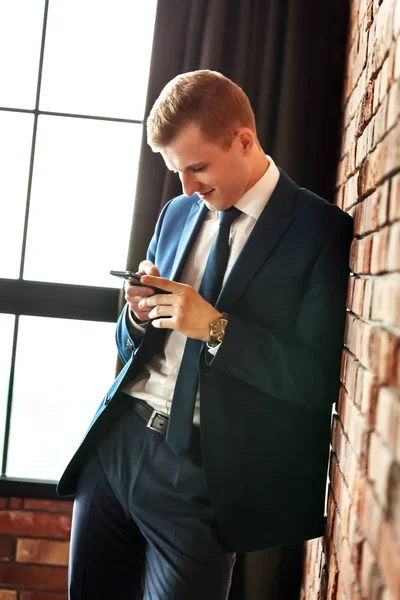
122, 156, 280, 424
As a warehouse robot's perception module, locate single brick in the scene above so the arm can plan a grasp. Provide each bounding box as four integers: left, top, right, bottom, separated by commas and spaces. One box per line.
352, 277, 367, 317
331, 415, 345, 458
368, 327, 400, 385
387, 79, 400, 130
346, 276, 356, 310
358, 140, 385, 195
360, 368, 379, 426
389, 172, 400, 223
387, 462, 400, 540
376, 387, 400, 453
0, 564, 67, 591
373, 94, 389, 147
373, 65, 382, 114
0, 591, 17, 600
0, 512, 71, 540
388, 221, 400, 272
371, 277, 399, 324
384, 121, 400, 180
379, 51, 392, 106
357, 80, 375, 136
395, 0, 400, 38
16, 539, 69, 567
345, 349, 361, 400
371, 226, 390, 274
20, 593, 68, 600
363, 278, 374, 320
362, 480, 383, 555
351, 236, 373, 275
23, 500, 73, 514
368, 0, 394, 77
368, 431, 393, 511
344, 173, 359, 210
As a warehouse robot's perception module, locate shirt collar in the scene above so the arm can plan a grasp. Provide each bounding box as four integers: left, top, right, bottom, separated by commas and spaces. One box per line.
234, 155, 280, 220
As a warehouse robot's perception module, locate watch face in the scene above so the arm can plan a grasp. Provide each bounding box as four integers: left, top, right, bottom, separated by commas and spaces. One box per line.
211, 318, 228, 342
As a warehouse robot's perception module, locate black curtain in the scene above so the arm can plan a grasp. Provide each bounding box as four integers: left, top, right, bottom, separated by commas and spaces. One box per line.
124, 1, 349, 597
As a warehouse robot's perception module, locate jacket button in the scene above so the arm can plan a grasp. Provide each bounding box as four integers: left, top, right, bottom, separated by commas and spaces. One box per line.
104, 396, 110, 405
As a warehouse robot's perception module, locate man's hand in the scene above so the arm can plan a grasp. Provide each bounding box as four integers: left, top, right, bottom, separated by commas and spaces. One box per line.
138, 275, 222, 341
124, 260, 161, 322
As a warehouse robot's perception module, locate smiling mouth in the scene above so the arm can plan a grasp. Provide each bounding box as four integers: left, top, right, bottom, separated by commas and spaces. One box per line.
198, 189, 215, 200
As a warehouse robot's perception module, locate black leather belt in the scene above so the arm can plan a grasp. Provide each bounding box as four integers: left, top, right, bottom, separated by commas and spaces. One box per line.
119, 393, 201, 451
133, 399, 169, 436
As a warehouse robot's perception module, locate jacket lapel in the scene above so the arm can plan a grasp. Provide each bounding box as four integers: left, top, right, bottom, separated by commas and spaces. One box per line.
170, 198, 208, 282
215, 170, 298, 311
127, 197, 207, 369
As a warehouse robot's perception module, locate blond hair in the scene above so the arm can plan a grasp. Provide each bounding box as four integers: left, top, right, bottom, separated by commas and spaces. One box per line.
147, 70, 256, 150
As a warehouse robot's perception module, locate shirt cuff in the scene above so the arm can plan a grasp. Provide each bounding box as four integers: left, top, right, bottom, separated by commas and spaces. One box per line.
206, 341, 221, 356
127, 309, 149, 336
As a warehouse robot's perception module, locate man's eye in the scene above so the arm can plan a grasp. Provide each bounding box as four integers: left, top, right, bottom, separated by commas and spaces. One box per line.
192, 166, 205, 172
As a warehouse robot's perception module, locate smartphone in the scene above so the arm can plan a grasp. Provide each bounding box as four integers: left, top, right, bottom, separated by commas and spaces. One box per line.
109, 270, 170, 294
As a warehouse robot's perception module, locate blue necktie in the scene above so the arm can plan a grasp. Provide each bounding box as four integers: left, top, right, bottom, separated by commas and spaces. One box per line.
166, 207, 242, 455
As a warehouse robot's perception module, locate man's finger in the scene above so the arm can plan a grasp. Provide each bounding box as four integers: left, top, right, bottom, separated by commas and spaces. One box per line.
151, 316, 177, 330
139, 293, 174, 308
124, 281, 155, 296
148, 305, 175, 319
138, 260, 160, 277
140, 276, 181, 293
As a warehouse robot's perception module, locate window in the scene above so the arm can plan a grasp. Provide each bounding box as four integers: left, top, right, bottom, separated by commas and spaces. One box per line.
0, 0, 157, 490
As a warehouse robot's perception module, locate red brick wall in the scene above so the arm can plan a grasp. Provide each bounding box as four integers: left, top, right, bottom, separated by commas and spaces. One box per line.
301, 0, 400, 599
0, 498, 72, 599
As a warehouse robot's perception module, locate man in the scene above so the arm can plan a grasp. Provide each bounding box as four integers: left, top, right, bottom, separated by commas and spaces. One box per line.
58, 70, 353, 599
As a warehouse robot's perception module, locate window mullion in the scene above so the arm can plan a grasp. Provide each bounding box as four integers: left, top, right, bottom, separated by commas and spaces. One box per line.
18, 0, 48, 279
1, 315, 19, 476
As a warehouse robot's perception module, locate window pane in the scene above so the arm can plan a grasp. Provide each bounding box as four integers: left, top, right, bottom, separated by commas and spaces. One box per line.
0, 111, 34, 279
0, 0, 45, 109
0, 314, 15, 466
40, 0, 157, 119
7, 315, 117, 480
24, 115, 142, 287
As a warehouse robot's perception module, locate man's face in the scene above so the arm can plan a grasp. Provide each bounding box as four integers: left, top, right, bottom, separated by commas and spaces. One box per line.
160, 123, 252, 211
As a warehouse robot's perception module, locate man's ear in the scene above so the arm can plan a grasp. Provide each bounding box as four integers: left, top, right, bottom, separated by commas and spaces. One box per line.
236, 128, 255, 155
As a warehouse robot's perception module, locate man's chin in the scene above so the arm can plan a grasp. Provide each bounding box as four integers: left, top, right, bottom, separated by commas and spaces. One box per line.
200, 192, 224, 211
203, 198, 234, 212
203, 199, 218, 211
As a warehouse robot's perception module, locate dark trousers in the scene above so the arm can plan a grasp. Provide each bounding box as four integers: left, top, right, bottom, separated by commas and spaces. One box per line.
68, 393, 236, 599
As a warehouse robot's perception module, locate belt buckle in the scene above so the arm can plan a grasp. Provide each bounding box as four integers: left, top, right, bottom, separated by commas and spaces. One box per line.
146, 410, 168, 434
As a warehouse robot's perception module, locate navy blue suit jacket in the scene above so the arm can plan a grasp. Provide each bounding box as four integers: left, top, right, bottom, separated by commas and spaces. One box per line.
58, 169, 353, 552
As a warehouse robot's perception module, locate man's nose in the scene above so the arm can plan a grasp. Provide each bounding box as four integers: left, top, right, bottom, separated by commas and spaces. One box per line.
180, 171, 198, 197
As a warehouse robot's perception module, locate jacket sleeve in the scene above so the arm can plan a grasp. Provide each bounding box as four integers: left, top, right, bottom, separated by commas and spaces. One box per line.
207, 217, 353, 411
115, 199, 173, 364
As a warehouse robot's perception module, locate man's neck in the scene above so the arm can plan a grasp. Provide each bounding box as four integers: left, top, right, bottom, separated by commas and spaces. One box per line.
245, 151, 270, 193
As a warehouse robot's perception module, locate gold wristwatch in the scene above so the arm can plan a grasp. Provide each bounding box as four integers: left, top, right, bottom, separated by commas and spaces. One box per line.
207, 314, 228, 348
